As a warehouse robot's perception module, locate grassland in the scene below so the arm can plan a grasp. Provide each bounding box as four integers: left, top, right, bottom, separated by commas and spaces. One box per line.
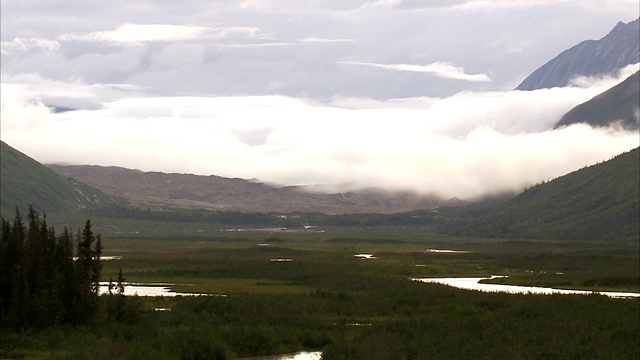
98, 226, 639, 294
2, 217, 639, 359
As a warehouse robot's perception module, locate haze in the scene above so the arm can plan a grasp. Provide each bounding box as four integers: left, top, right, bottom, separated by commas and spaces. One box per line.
1, 0, 639, 199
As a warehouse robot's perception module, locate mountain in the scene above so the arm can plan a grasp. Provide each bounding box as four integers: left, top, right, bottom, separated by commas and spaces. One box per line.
450, 148, 640, 241
555, 71, 639, 129
0, 141, 122, 218
46, 164, 453, 214
516, 18, 639, 90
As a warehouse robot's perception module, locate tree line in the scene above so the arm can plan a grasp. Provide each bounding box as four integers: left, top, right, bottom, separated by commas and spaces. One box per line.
1, 206, 103, 329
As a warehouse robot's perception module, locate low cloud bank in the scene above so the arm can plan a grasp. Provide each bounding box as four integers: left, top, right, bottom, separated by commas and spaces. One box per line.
1, 67, 638, 199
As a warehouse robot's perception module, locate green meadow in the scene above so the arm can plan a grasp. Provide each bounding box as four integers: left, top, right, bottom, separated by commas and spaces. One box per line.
3, 218, 637, 359
100, 227, 640, 294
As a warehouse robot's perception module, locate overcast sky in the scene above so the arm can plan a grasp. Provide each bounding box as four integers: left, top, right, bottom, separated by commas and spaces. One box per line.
1, 0, 639, 199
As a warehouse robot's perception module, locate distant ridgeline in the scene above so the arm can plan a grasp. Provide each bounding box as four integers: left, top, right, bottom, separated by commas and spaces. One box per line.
449, 148, 640, 241
516, 18, 639, 91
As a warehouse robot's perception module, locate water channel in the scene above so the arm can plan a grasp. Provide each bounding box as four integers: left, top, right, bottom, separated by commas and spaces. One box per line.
99, 276, 640, 299
413, 276, 640, 298
237, 351, 322, 360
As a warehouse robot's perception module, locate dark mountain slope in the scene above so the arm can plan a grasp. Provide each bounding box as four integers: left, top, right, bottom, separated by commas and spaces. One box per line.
0, 141, 121, 218
555, 71, 639, 130
516, 18, 639, 90
451, 148, 640, 241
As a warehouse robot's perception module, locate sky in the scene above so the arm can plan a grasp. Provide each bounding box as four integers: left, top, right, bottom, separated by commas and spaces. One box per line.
1, 0, 639, 199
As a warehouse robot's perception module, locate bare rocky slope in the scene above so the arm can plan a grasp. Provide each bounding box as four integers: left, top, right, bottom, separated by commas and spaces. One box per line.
516, 18, 639, 90
46, 164, 461, 214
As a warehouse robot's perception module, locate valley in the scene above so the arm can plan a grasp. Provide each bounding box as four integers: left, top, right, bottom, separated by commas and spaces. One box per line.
2, 222, 638, 359
1, 11, 639, 360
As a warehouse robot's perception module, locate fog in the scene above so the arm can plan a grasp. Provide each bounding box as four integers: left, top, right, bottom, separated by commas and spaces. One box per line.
2, 65, 638, 199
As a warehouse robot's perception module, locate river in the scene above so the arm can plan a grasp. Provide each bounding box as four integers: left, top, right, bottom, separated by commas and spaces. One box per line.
237, 351, 322, 360
413, 276, 640, 298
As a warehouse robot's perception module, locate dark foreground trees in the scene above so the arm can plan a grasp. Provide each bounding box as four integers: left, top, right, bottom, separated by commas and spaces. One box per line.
0, 206, 103, 329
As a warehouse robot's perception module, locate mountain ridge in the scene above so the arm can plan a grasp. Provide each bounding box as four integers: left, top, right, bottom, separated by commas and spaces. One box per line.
516, 18, 639, 90
45, 164, 456, 214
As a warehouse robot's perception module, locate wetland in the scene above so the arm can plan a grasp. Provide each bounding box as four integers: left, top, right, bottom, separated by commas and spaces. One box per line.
2, 218, 639, 359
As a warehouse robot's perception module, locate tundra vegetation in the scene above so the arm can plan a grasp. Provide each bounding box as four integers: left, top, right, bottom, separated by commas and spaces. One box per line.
1, 209, 638, 359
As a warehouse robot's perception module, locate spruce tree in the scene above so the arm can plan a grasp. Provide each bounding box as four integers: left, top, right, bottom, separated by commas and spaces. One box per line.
1, 208, 106, 329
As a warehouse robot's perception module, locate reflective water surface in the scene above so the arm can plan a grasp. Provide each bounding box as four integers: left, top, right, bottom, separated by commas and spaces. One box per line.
98, 282, 207, 297
413, 276, 640, 298
238, 351, 322, 360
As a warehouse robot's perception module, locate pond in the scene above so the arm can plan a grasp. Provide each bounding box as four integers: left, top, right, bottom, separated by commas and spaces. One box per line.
413, 276, 640, 299
238, 351, 322, 360
98, 282, 208, 297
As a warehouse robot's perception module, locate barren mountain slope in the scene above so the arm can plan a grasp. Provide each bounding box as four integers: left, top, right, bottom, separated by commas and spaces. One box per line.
47, 164, 456, 214
516, 18, 639, 90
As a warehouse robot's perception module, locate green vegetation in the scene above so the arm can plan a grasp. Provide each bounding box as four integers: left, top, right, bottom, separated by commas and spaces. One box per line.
1, 137, 638, 358
3, 140, 639, 243
2, 224, 638, 359
448, 148, 640, 241
0, 141, 124, 218
1, 207, 104, 329
71, 148, 640, 243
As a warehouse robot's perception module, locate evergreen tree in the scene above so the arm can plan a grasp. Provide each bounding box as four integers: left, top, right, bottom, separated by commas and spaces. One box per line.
56, 226, 77, 323
74, 219, 102, 322
116, 268, 126, 295
1, 209, 27, 329
114, 268, 127, 321
0, 208, 106, 329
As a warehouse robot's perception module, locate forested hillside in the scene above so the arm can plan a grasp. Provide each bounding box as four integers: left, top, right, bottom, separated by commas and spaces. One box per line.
450, 148, 640, 241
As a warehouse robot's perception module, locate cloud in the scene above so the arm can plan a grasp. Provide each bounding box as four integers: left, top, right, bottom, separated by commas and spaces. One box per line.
2, 2, 638, 201
300, 37, 354, 43
218, 42, 295, 48
1, 72, 637, 199
59, 24, 208, 43
568, 62, 640, 87
436, 0, 639, 12
341, 61, 492, 82
58, 24, 261, 43
0, 73, 145, 110
1, 37, 60, 55
2, 1, 636, 100
358, 0, 403, 10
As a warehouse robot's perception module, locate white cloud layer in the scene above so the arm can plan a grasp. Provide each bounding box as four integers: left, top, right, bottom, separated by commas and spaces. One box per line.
301, 37, 354, 43
58, 24, 261, 43
1, 37, 60, 54
341, 61, 492, 82
1, 69, 638, 199
1, 1, 638, 201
